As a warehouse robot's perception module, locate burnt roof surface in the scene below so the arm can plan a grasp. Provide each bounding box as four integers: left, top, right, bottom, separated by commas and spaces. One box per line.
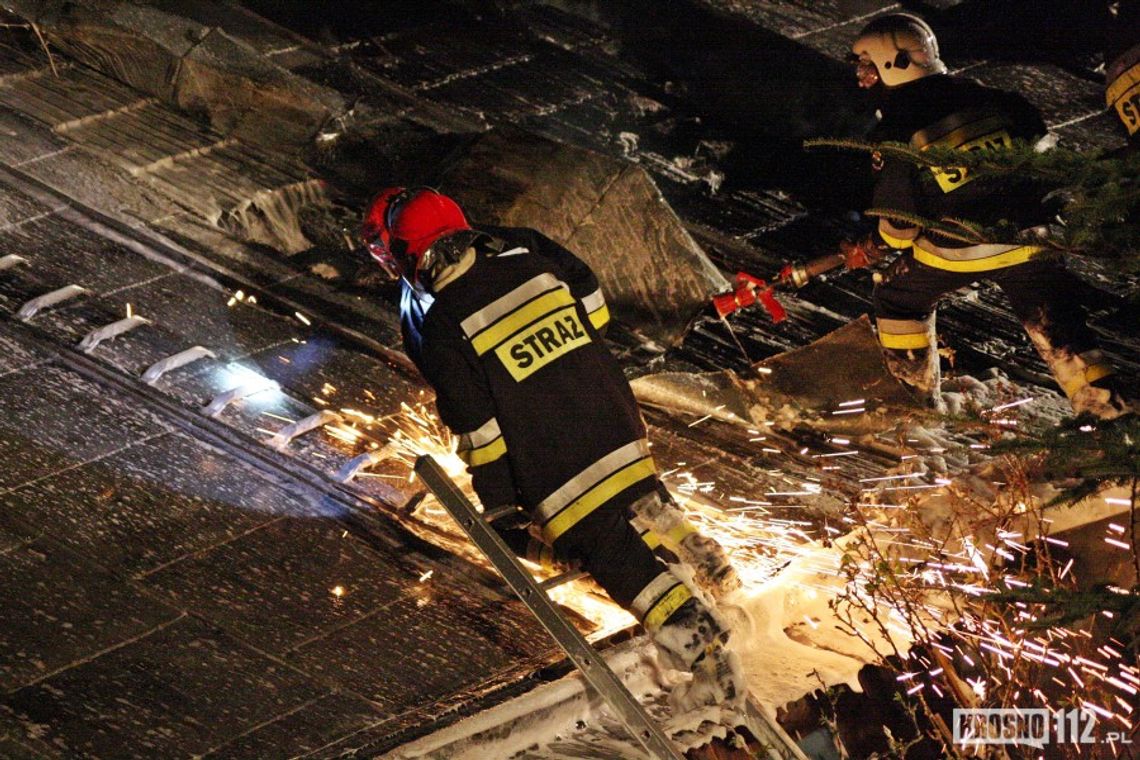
0, 1, 1136, 757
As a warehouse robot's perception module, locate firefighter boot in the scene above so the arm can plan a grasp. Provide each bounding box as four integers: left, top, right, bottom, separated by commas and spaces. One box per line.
650, 596, 748, 744
1025, 333, 1133, 420
876, 315, 944, 412
651, 597, 745, 707
630, 490, 741, 599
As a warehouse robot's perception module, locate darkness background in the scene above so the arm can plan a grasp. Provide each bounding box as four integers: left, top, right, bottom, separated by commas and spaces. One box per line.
238, 0, 1125, 212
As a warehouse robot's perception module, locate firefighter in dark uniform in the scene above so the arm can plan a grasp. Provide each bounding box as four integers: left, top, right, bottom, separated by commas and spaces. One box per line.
362, 188, 740, 592
361, 188, 746, 722
363, 188, 613, 375
850, 13, 1132, 418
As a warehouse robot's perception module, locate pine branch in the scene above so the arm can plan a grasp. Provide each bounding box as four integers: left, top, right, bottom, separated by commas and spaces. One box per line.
989, 582, 1140, 641
863, 208, 993, 246
992, 415, 1140, 506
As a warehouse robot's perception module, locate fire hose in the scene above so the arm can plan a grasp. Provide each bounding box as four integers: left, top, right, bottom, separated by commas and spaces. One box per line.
712, 238, 888, 322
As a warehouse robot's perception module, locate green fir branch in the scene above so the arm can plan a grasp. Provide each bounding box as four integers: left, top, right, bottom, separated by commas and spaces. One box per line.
989, 581, 1140, 641
862, 208, 988, 245
992, 415, 1140, 506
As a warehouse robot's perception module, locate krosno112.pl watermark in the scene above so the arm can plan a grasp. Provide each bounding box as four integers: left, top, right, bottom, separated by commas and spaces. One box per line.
953, 709, 1133, 749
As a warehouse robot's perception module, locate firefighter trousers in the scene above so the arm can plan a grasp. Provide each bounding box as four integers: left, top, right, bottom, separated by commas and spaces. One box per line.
553, 495, 742, 708
495, 492, 745, 713
873, 252, 1127, 417
629, 489, 740, 598
497, 485, 742, 602
495, 501, 675, 583
494, 493, 685, 620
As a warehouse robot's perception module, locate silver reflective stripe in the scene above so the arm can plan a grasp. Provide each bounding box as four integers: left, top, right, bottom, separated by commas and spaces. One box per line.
496, 246, 529, 257
581, 287, 606, 314
630, 571, 682, 621
460, 273, 565, 339
876, 316, 930, 335
535, 439, 652, 524
457, 416, 502, 453
909, 110, 1005, 149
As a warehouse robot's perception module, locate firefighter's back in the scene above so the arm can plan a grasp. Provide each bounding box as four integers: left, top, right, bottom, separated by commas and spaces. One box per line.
421, 248, 655, 518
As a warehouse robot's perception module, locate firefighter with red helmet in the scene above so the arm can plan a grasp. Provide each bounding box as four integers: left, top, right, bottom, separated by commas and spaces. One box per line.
361, 188, 745, 726
362, 188, 610, 370
851, 13, 1132, 418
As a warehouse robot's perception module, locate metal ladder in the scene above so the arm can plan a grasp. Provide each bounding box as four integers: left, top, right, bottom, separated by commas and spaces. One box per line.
414, 455, 809, 760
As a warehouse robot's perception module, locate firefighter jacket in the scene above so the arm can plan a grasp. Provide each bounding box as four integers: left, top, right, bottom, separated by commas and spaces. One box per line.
869, 74, 1052, 273
400, 225, 608, 370
412, 232, 654, 547
1105, 1, 1140, 142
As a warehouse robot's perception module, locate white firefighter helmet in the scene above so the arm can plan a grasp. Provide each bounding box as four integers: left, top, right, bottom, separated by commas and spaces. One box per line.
849, 13, 947, 88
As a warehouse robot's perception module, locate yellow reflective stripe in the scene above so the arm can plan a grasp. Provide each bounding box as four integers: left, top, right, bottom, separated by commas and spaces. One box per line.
588, 303, 610, 331
457, 417, 506, 465
1107, 61, 1140, 106
457, 436, 507, 467
916, 114, 1012, 193
640, 529, 662, 550
582, 286, 610, 329
537, 440, 651, 522
879, 228, 914, 250
541, 458, 657, 544
461, 273, 561, 337
631, 572, 680, 619
1108, 77, 1140, 135
912, 243, 1043, 272
666, 521, 697, 546
930, 146, 999, 193
879, 331, 931, 350
470, 288, 575, 356
877, 317, 931, 350
1060, 364, 1114, 398
643, 584, 693, 632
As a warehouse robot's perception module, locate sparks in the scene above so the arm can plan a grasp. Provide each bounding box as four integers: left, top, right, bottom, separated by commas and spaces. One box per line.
988, 397, 1033, 412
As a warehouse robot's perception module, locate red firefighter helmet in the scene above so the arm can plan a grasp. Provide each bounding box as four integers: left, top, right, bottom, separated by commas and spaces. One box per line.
389, 188, 470, 260
361, 186, 406, 279
363, 187, 471, 284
